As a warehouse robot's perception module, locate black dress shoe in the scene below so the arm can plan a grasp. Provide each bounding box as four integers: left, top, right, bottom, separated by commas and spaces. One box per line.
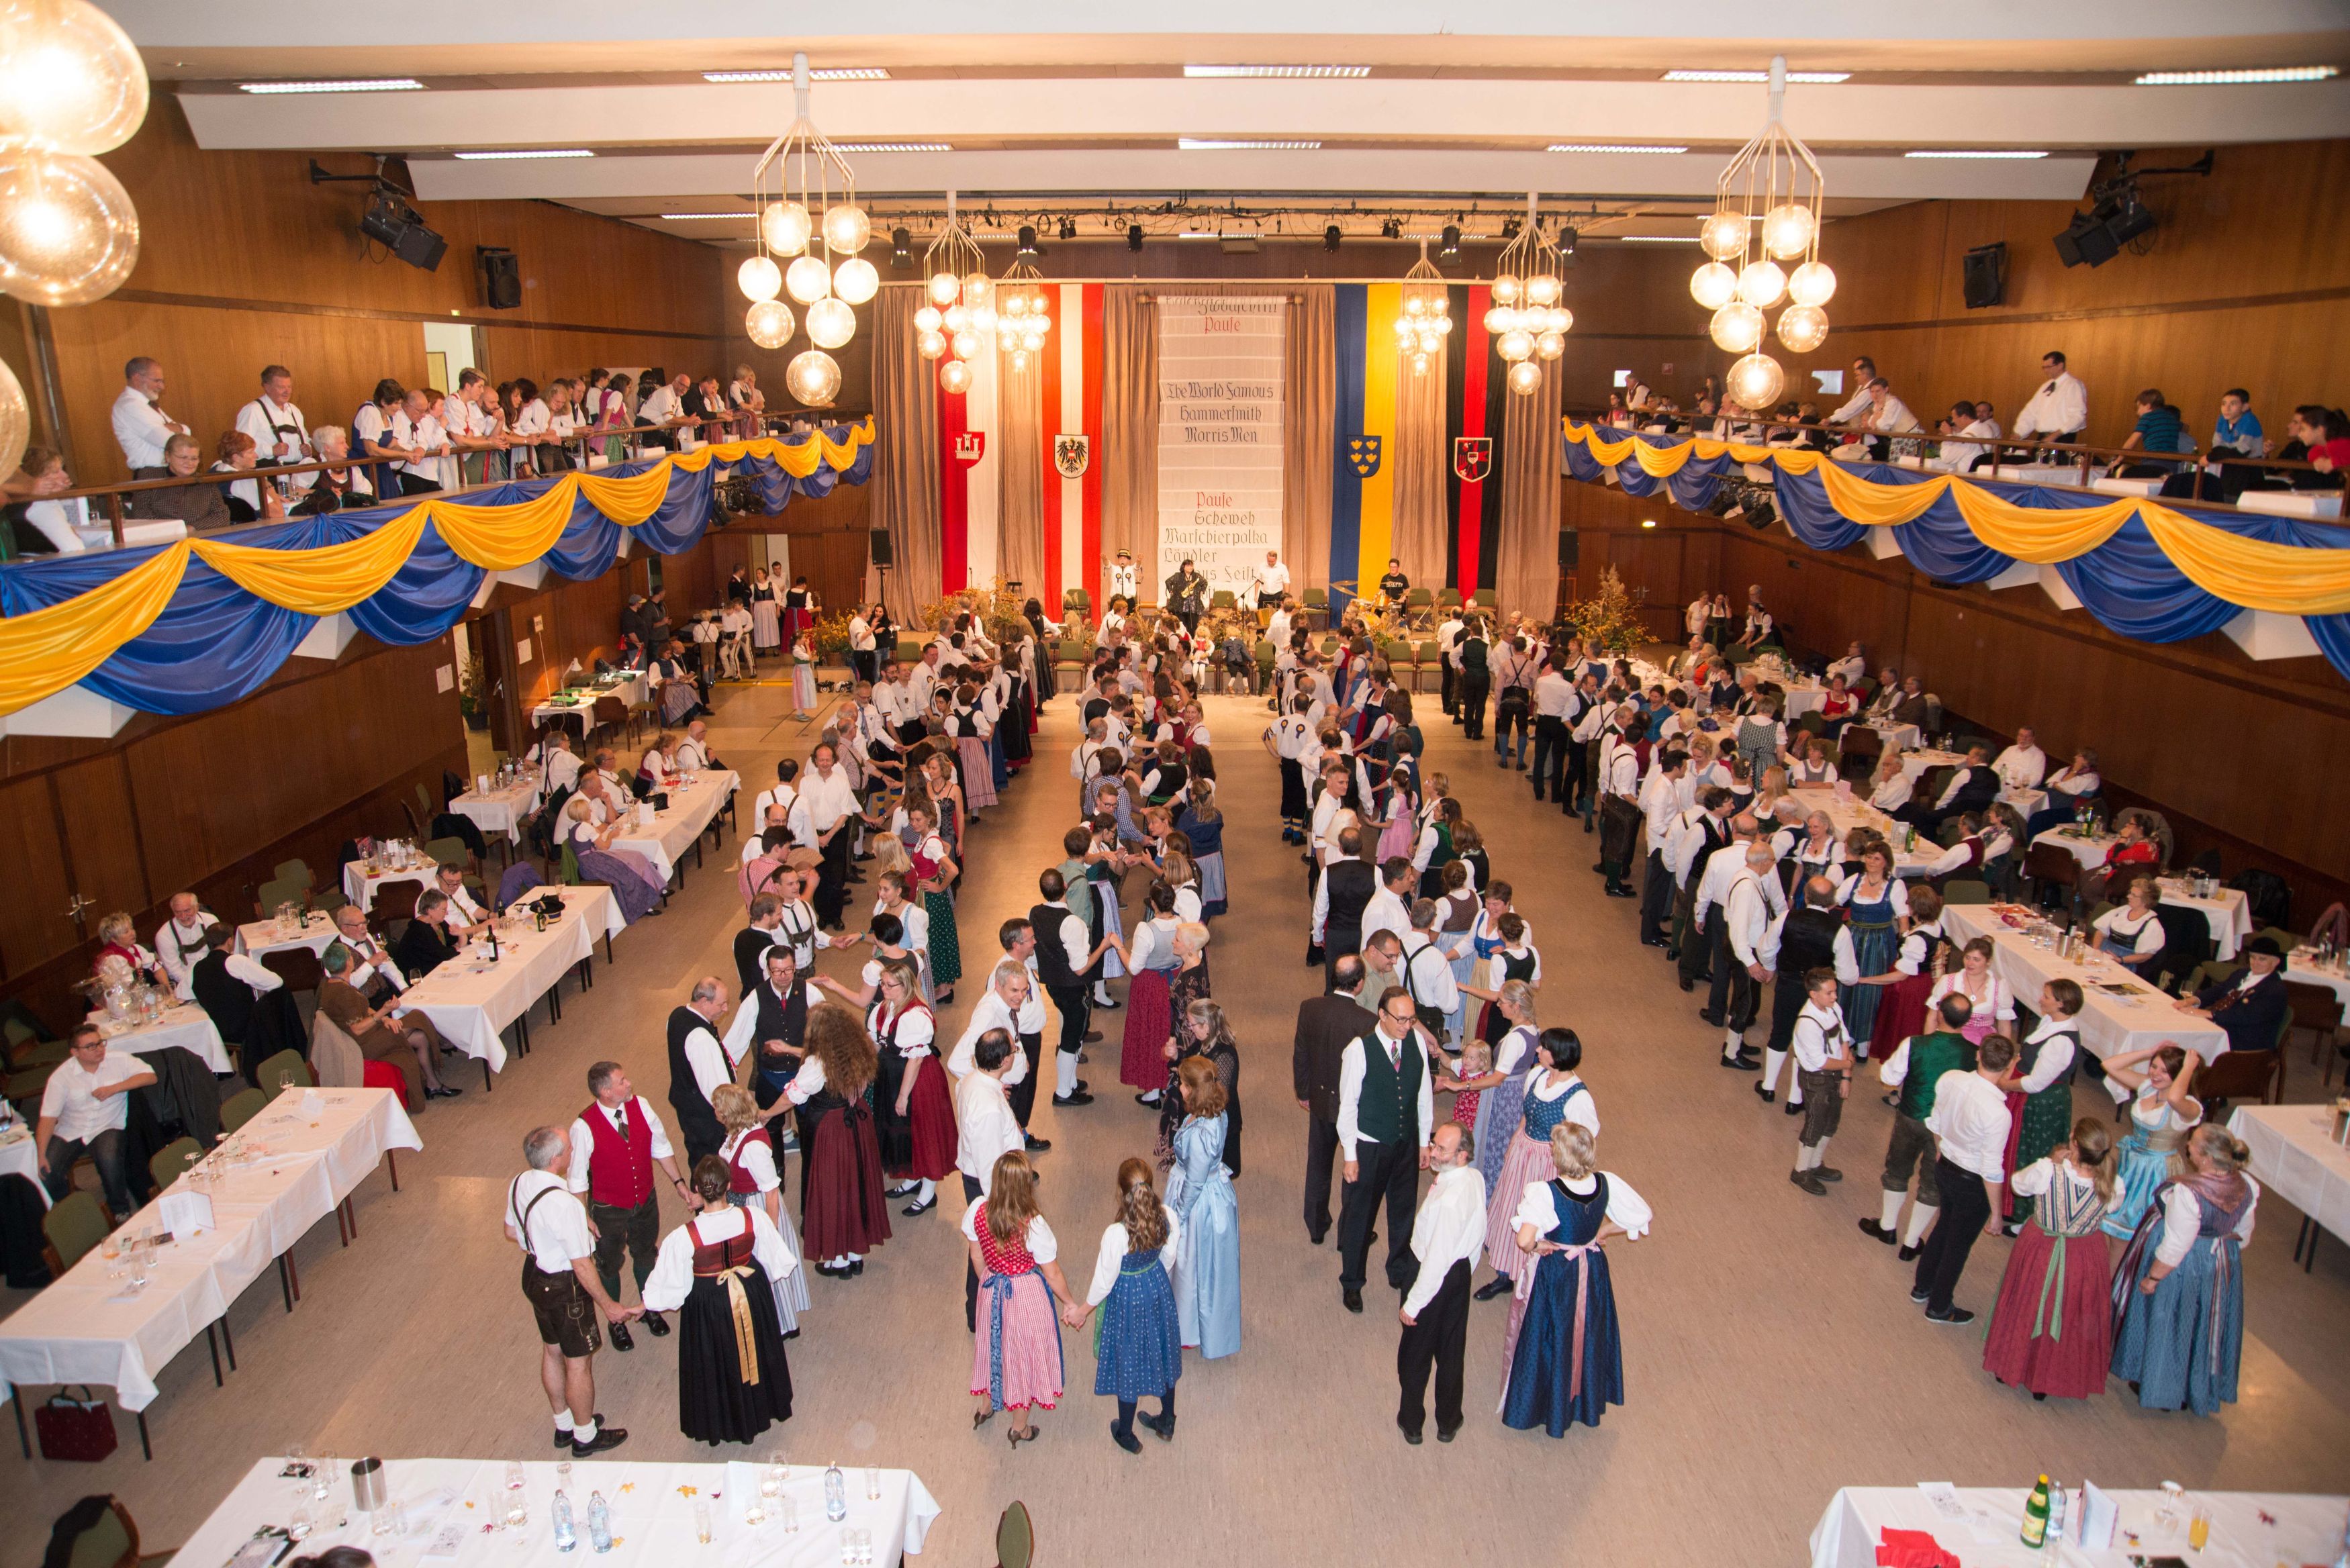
1783, 1097, 1803, 1116
1094, 997, 1122, 1010
641, 1310, 669, 1337
849, 1259, 863, 1277
1858, 1220, 1897, 1245
1753, 1083, 1775, 1101
571, 1426, 628, 1457
1679, 977, 1695, 993
608, 1320, 635, 1352
1698, 1009, 1725, 1027
1023, 1133, 1052, 1152
1720, 1055, 1759, 1071
1472, 1275, 1513, 1302
1053, 1090, 1095, 1106
1814, 1166, 1842, 1183
556, 1415, 602, 1449
1436, 1426, 1458, 1443
1307, 1230, 1327, 1246
1399, 1421, 1423, 1445
1924, 1306, 1976, 1326
1897, 1244, 1922, 1263
1342, 1287, 1364, 1313
902, 1194, 937, 1217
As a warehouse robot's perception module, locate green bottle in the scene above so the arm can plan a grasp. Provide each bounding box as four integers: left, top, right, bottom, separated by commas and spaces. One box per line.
2020, 1474, 2051, 1549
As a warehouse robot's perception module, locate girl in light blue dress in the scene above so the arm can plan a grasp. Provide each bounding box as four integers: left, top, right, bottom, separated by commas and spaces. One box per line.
2097, 1044, 2202, 1241
2110, 1122, 2257, 1415
1165, 1056, 1240, 1360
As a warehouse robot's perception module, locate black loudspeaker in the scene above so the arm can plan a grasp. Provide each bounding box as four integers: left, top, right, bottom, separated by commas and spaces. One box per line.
1961, 242, 2006, 309
361, 193, 445, 271
1558, 528, 1579, 567
477, 247, 522, 309
869, 528, 895, 568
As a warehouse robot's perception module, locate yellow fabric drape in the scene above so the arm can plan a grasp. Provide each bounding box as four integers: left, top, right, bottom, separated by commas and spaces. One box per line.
0, 421, 878, 717
0, 542, 191, 714
1559, 420, 2350, 615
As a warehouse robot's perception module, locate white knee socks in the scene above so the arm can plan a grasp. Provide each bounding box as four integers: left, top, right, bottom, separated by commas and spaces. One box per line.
1056, 1051, 1079, 1097
914, 1178, 935, 1204
1878, 1189, 1904, 1231
1902, 1202, 1937, 1247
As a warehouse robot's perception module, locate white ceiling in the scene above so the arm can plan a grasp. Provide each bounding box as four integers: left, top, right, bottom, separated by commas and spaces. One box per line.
101, 1, 2350, 246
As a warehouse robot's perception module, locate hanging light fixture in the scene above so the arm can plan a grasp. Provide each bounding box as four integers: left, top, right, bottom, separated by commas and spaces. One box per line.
1395, 241, 1449, 375
994, 244, 1051, 372
741, 52, 865, 403
1484, 192, 1570, 394
916, 190, 990, 393
1691, 56, 1830, 393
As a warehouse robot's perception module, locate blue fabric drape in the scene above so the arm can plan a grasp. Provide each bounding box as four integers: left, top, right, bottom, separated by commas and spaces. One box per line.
0, 427, 872, 716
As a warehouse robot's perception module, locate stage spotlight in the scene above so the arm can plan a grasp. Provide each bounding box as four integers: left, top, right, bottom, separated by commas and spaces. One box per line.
1323, 224, 1342, 251
1438, 224, 1462, 260
1127, 223, 1144, 252
1017, 224, 1039, 256
1557, 226, 1578, 258
1380, 217, 1401, 240
1058, 216, 1076, 241
889, 226, 913, 267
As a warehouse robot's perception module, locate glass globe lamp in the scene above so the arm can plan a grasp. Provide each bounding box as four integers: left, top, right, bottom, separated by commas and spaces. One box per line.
784, 348, 841, 407
820, 202, 869, 255
1700, 209, 1749, 261
916, 328, 946, 359
1736, 260, 1787, 309
0, 0, 148, 155
745, 299, 794, 349
1726, 352, 1785, 409
784, 253, 831, 304
1787, 260, 1837, 307
805, 296, 855, 349
1709, 301, 1765, 354
1761, 203, 1816, 261
938, 358, 972, 395
761, 199, 811, 256
1690, 261, 1737, 310
832, 256, 878, 304
0, 146, 137, 305
737, 254, 782, 302
1525, 273, 1561, 307
1507, 360, 1543, 395
1776, 304, 1830, 354
926, 270, 959, 306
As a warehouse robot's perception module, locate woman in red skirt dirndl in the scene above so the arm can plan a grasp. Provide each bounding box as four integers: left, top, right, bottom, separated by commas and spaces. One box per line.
865, 960, 956, 1218
785, 1001, 892, 1277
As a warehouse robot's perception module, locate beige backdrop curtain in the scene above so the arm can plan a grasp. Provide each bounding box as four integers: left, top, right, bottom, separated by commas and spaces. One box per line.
1100, 285, 1160, 602
1495, 356, 1565, 622
872, 285, 941, 620
1282, 285, 1334, 596
995, 354, 1045, 593
1390, 343, 1448, 591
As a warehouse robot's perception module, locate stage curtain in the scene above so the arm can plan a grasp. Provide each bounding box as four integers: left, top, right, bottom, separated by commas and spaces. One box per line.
873, 285, 942, 620
996, 351, 1046, 597
1100, 284, 1160, 601
1496, 357, 1564, 622
1283, 285, 1335, 597
1389, 338, 1448, 593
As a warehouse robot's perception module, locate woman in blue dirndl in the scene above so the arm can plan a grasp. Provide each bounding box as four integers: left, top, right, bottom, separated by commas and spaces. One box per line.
1499, 1124, 1652, 1438
2109, 1122, 2259, 1416
1066, 1157, 1184, 1453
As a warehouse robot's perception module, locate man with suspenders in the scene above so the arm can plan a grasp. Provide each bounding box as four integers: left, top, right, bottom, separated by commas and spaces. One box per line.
506, 1124, 637, 1457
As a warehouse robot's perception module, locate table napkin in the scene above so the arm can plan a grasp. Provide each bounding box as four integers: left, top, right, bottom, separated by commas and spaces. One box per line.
1875, 1528, 1960, 1568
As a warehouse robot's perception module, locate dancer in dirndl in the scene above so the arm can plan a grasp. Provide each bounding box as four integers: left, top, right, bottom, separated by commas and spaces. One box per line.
1476, 1029, 1597, 1301
1866, 886, 1951, 1059
2098, 1044, 2202, 1241
1067, 1157, 1184, 1453
967, 1150, 1077, 1447
1452, 982, 1539, 1195
1165, 1057, 1241, 1359
2108, 1123, 2257, 1415
712, 1085, 811, 1335
749, 569, 781, 655
1999, 981, 2084, 1230
1497, 1124, 1651, 1438
1176, 782, 1228, 918
638, 1156, 798, 1444
1834, 842, 1908, 1048
905, 801, 963, 1005
789, 630, 818, 720
784, 1002, 892, 1277
1981, 1118, 2118, 1400
1121, 883, 1182, 1097
865, 961, 957, 1217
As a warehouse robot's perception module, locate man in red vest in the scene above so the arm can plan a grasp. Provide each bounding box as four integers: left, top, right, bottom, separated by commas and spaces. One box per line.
567, 1060, 690, 1351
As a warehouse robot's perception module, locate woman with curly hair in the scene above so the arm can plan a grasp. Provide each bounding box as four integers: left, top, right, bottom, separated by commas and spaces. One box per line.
783, 1002, 890, 1277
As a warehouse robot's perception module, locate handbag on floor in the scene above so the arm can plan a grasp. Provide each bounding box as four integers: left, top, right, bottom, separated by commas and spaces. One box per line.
34, 1388, 117, 1461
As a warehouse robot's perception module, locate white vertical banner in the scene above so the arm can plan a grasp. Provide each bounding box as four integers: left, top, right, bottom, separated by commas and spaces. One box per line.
1155, 296, 1285, 601
966, 341, 1000, 587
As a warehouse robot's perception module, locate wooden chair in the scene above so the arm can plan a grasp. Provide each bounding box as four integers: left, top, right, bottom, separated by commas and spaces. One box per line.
222, 1086, 271, 1132
2024, 842, 2082, 916
369, 878, 423, 930
148, 1136, 204, 1192
1209, 589, 1237, 613
2190, 1047, 2282, 1107
591, 693, 628, 749
253, 1048, 312, 1093
260, 946, 326, 999
2284, 980, 2346, 1083
55, 1496, 175, 1568
994, 1501, 1033, 1568
414, 781, 437, 824
42, 1190, 109, 1271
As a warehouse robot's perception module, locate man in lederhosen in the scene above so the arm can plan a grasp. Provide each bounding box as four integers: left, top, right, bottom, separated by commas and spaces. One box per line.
506, 1124, 635, 1457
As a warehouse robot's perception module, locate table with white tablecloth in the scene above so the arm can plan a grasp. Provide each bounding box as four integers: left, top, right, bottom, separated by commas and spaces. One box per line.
342, 859, 436, 912
1809, 795, 1946, 879
2229, 1102, 2350, 1261
1809, 1484, 2347, 1568
449, 771, 545, 844
2282, 946, 2350, 1008
2151, 875, 2255, 960
179, 1456, 941, 1567
608, 770, 739, 885
1942, 903, 2227, 1063
234, 911, 341, 962
392, 886, 622, 1076
2032, 826, 2116, 870
1860, 718, 1923, 752
0, 1087, 419, 1434
530, 673, 649, 732
89, 1003, 233, 1075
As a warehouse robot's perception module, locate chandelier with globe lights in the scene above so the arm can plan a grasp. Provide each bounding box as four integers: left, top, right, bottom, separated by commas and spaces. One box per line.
994, 239, 1052, 374
1687, 54, 1834, 414
0, 0, 152, 477
912, 191, 990, 396
1395, 242, 1451, 375
1483, 193, 1572, 396
736, 52, 874, 408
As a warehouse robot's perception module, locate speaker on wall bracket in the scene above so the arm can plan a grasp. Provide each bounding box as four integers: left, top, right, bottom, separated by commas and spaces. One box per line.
477, 246, 522, 309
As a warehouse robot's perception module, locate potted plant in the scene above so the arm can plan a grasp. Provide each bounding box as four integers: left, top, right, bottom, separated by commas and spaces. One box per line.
458, 654, 490, 730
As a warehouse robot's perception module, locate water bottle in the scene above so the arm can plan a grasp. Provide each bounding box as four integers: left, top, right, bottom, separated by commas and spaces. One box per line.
824, 1463, 847, 1523
2047, 1480, 2068, 1543
552, 1489, 577, 1553
588, 1491, 612, 1554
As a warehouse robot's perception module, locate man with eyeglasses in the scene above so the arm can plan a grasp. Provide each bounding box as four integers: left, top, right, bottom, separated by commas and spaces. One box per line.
1333, 985, 1436, 1314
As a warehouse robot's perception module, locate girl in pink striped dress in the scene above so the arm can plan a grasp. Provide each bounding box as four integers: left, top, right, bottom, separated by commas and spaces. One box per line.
965, 1152, 1078, 1447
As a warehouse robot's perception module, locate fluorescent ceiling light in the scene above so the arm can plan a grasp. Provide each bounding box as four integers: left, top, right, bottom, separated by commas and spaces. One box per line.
1663, 68, 1849, 83
659, 211, 754, 220
830, 141, 951, 153
1184, 64, 1370, 79
452, 148, 594, 160
238, 77, 423, 94
1178, 138, 1320, 150
1619, 235, 1703, 243
702, 66, 889, 82
1904, 149, 2049, 159
2134, 65, 2338, 85
1548, 142, 1689, 154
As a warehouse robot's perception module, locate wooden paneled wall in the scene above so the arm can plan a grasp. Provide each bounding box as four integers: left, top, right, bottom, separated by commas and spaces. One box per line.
1564, 478, 2350, 916
44, 99, 757, 480
1597, 139, 2350, 436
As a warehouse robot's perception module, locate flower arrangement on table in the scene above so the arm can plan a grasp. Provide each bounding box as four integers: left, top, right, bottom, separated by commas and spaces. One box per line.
1560, 564, 1650, 656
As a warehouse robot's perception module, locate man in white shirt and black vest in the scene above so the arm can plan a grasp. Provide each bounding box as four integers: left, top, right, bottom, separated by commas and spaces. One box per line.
1334, 985, 1436, 1314
1912, 1034, 2016, 1324
726, 946, 810, 1144
567, 1060, 688, 1351
506, 1124, 634, 1457
154, 891, 222, 1001
1033, 869, 1117, 1107
1758, 877, 1859, 1110
1310, 827, 1378, 983
665, 976, 739, 1167
1715, 842, 1778, 1068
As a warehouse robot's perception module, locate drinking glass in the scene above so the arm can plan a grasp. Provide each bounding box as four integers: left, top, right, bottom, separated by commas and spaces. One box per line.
759, 1464, 782, 1502
778, 1498, 798, 1534
863, 1467, 880, 1502
692, 1500, 713, 1545
311, 1460, 336, 1504
2188, 1504, 2211, 1552
287, 1507, 313, 1542
505, 1461, 528, 1492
